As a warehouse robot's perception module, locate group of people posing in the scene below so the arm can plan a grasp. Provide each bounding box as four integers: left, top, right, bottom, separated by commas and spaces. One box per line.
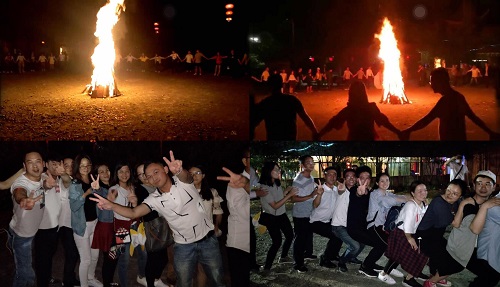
7, 149, 252, 287
253, 155, 500, 287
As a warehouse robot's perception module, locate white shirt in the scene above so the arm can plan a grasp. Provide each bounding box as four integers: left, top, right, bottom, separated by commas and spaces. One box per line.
58, 180, 72, 228
9, 174, 45, 237
110, 184, 132, 221
39, 173, 62, 229
199, 188, 224, 220
397, 200, 427, 234
448, 161, 468, 181
310, 184, 336, 223
226, 171, 250, 252
331, 188, 350, 227
143, 176, 213, 244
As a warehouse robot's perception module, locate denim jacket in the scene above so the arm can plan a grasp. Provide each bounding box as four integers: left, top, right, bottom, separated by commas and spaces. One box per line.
69, 180, 98, 236
94, 185, 114, 223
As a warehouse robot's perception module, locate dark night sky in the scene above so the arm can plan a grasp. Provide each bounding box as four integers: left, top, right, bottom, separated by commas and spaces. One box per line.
1, 0, 249, 59
248, 0, 500, 68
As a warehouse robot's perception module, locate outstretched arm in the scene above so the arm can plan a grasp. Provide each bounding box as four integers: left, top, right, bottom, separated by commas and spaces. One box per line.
0, 168, 24, 190
91, 193, 150, 219
297, 105, 319, 138
376, 112, 401, 136
401, 106, 438, 137
464, 104, 496, 136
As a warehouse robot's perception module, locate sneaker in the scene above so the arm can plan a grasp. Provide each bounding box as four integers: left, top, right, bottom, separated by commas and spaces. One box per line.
359, 265, 378, 278
390, 268, 404, 278
278, 256, 292, 263
137, 275, 147, 286
403, 277, 423, 287
436, 279, 452, 287
378, 272, 396, 285
338, 261, 348, 272
294, 265, 308, 273
373, 264, 385, 272
349, 257, 363, 264
154, 279, 168, 287
423, 280, 437, 287
88, 278, 103, 287
304, 254, 318, 261
319, 255, 336, 268
416, 273, 431, 281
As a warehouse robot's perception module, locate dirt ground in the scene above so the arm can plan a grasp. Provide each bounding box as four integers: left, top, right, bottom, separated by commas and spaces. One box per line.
252, 82, 499, 141
250, 201, 482, 287
0, 70, 250, 140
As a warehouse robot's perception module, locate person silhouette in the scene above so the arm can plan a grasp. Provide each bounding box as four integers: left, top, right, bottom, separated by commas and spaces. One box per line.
316, 81, 400, 140
251, 74, 318, 140
400, 67, 499, 140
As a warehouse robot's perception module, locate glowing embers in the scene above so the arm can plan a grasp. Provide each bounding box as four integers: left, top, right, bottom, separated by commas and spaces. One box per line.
375, 18, 410, 104
84, 0, 125, 98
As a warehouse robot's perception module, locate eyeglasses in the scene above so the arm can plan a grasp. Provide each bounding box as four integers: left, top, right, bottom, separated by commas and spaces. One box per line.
446, 188, 461, 197
190, 171, 203, 176
475, 181, 494, 188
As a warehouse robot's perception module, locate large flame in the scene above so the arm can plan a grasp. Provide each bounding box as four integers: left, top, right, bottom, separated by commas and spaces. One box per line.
375, 18, 408, 104
90, 0, 125, 97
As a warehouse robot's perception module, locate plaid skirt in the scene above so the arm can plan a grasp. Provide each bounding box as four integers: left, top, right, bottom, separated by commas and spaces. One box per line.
385, 228, 429, 277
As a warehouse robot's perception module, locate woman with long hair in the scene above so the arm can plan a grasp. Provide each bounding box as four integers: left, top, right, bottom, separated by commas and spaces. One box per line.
259, 161, 298, 273
317, 81, 401, 140
102, 162, 138, 287
69, 154, 103, 287
188, 165, 224, 287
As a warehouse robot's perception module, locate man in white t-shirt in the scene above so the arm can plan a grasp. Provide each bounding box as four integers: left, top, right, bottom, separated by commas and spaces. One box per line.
8, 151, 46, 287
218, 154, 251, 287
90, 151, 225, 287
309, 167, 343, 270
35, 152, 72, 287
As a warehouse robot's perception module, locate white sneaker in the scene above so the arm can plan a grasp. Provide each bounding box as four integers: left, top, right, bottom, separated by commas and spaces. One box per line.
88, 278, 103, 287
137, 275, 147, 286
390, 268, 404, 278
378, 272, 396, 285
154, 279, 168, 287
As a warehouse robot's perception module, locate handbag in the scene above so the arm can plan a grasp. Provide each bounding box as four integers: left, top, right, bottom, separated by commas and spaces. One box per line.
258, 212, 273, 227
144, 216, 174, 252
115, 227, 131, 244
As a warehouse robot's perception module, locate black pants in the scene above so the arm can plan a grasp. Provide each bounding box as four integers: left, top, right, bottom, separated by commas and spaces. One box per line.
145, 248, 168, 287
468, 258, 500, 287
58, 226, 80, 286
102, 250, 119, 287
292, 217, 313, 268
227, 247, 250, 287
34, 227, 59, 287
310, 221, 342, 261
415, 228, 446, 275
250, 218, 258, 268
362, 226, 389, 269
264, 213, 294, 269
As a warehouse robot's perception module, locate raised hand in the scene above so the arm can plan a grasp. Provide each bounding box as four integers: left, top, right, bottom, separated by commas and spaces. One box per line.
127, 186, 138, 206
44, 169, 57, 189
90, 174, 100, 190
20, 190, 44, 210
337, 180, 346, 191
357, 178, 369, 196
316, 179, 324, 196
89, 193, 113, 210
163, 150, 183, 175
217, 167, 248, 189
285, 186, 299, 198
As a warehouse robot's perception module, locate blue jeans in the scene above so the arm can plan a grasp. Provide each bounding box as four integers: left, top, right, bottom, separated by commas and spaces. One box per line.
117, 243, 131, 287
7, 227, 36, 287
173, 233, 225, 287
332, 226, 362, 263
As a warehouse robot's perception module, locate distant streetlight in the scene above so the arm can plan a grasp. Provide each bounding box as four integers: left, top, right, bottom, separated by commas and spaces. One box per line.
249, 37, 260, 43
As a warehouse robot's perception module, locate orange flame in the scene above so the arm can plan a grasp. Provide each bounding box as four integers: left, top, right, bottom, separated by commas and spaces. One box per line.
90, 0, 125, 96
375, 18, 409, 104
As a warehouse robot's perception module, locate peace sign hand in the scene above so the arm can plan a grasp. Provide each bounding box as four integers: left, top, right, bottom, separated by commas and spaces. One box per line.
20, 190, 44, 210
163, 150, 183, 175
316, 179, 324, 196
217, 167, 248, 189
357, 178, 369, 196
44, 170, 57, 189
91, 174, 100, 190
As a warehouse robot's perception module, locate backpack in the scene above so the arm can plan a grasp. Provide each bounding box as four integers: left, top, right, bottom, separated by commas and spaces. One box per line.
384, 203, 405, 232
